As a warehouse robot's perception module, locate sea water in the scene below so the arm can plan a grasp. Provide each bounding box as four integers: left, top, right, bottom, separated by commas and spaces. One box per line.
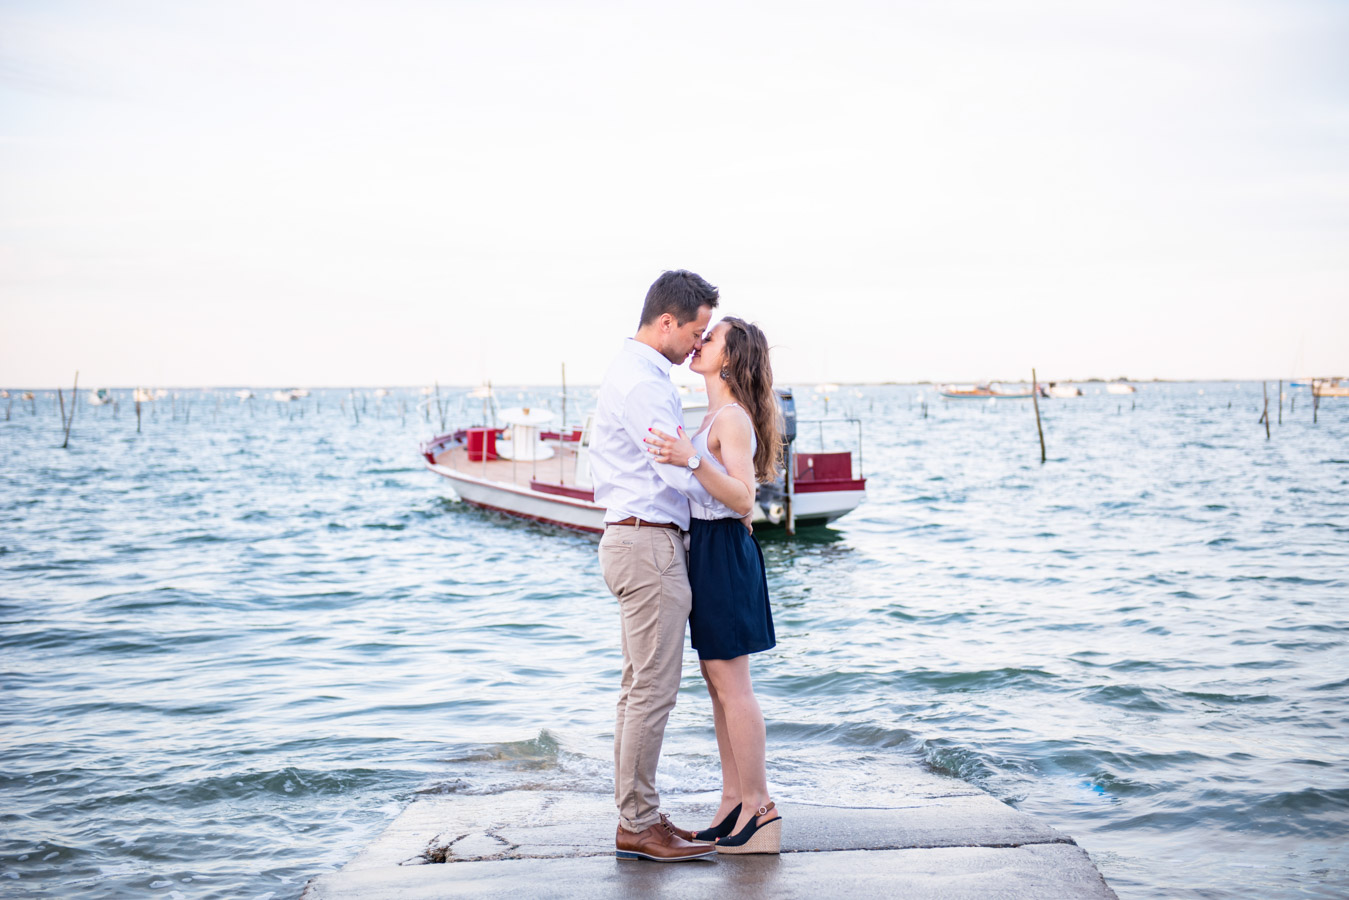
1, 384, 1345, 898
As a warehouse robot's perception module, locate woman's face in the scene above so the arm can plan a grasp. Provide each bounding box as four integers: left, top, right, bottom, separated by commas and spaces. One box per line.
690, 321, 730, 376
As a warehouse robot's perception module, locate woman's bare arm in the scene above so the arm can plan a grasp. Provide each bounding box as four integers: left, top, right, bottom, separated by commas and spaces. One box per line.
645, 414, 756, 517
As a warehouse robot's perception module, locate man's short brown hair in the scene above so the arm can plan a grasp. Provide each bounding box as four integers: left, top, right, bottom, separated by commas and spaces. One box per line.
639, 270, 720, 327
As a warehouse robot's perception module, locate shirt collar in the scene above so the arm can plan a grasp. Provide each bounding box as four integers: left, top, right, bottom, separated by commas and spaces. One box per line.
623, 338, 673, 375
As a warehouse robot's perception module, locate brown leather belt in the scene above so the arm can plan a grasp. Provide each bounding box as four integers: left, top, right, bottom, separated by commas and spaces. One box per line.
607, 517, 683, 532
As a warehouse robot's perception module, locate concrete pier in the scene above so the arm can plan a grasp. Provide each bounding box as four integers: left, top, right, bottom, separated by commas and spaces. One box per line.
301, 767, 1117, 899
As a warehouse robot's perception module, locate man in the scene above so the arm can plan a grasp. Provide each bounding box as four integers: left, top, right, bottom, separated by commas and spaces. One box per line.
591, 269, 720, 862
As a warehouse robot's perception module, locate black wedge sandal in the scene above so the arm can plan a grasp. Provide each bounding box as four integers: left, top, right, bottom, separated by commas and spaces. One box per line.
692, 803, 742, 843
714, 801, 781, 854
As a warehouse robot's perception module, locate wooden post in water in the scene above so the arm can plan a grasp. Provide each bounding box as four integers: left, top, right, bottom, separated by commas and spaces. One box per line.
1261, 381, 1270, 440
434, 381, 445, 433
1277, 380, 1282, 425
135, 389, 142, 433
58, 388, 66, 429
60, 372, 79, 449
1313, 380, 1320, 424
1031, 368, 1046, 464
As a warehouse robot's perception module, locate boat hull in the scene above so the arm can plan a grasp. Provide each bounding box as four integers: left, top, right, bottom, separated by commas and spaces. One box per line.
428, 462, 606, 534
423, 461, 863, 534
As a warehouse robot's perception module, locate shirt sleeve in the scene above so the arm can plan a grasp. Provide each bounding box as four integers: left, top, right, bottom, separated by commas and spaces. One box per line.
620, 379, 716, 507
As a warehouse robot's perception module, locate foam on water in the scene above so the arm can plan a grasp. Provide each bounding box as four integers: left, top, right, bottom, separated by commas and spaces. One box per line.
1, 383, 1346, 898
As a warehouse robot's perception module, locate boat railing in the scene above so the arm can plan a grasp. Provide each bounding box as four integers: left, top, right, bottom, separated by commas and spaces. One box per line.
430, 420, 587, 490
791, 416, 864, 481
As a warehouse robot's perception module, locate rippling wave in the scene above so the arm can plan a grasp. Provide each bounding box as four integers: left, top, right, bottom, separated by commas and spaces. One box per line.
1, 383, 1346, 898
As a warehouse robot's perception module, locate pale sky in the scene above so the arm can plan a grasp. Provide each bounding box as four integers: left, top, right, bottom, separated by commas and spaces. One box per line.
2, 0, 1346, 388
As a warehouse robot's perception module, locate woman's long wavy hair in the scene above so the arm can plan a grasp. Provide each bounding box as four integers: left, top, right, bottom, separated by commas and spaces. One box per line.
718, 317, 783, 483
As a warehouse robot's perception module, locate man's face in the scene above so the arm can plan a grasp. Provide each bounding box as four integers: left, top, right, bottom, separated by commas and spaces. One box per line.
659, 305, 713, 365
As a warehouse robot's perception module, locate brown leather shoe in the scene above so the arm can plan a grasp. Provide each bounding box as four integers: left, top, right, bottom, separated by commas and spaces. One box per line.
615, 819, 717, 862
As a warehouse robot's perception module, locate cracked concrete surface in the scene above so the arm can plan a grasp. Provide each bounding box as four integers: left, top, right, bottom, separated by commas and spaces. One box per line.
301, 766, 1117, 899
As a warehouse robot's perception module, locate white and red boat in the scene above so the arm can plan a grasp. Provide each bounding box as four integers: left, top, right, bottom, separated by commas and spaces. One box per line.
420, 389, 866, 535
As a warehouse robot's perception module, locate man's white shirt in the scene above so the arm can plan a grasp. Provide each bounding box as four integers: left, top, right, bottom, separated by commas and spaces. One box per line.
591, 339, 714, 530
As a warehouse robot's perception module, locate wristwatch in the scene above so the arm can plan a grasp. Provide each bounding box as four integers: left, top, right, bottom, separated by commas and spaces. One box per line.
686, 454, 701, 471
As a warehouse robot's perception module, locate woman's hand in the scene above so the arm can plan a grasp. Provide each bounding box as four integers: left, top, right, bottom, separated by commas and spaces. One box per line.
644, 426, 695, 467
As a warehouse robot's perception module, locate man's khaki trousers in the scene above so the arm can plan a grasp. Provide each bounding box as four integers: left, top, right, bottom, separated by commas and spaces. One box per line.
599, 523, 691, 833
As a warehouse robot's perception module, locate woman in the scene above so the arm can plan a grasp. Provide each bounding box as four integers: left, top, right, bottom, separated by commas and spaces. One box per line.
644, 316, 783, 855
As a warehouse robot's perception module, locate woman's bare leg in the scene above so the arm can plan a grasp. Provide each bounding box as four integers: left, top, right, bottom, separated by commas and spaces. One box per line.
701, 660, 742, 826
702, 655, 771, 833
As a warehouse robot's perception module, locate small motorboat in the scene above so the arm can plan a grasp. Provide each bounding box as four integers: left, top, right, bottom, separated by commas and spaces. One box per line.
1043, 383, 1083, 399
937, 383, 1035, 400
1312, 378, 1349, 398
421, 388, 866, 535
1106, 382, 1137, 395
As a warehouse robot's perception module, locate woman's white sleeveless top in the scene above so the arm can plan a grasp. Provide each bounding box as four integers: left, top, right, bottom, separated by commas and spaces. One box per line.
689, 403, 757, 521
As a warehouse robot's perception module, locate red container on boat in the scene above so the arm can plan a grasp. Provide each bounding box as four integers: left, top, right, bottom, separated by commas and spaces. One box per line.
466, 427, 499, 461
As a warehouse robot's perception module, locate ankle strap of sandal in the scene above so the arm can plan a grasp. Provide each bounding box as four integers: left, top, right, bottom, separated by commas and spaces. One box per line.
756, 801, 775, 816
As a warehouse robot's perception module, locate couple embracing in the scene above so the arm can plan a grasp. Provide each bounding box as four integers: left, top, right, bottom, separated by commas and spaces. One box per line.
591, 269, 782, 862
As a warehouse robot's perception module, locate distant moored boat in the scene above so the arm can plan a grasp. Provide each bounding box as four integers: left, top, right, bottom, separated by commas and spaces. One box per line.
1044, 383, 1083, 399
1312, 378, 1349, 398
938, 383, 1035, 399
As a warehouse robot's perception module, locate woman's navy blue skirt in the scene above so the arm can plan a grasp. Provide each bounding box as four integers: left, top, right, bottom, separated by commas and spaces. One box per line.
688, 517, 776, 661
